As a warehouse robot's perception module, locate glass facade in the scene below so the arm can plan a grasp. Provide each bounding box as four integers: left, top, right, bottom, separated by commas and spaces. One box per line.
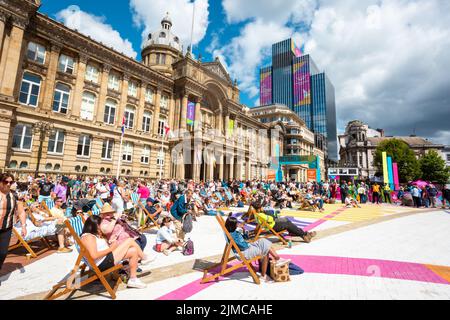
259, 38, 338, 161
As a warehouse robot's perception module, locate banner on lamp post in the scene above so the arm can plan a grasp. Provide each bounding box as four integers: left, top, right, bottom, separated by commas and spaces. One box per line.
387, 157, 395, 190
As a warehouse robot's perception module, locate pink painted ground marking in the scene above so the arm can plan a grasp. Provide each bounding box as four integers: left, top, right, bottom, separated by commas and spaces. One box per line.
156, 255, 450, 300
303, 207, 348, 232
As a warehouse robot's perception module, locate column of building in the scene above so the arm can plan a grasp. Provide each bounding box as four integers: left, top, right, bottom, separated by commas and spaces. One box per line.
0, 17, 27, 97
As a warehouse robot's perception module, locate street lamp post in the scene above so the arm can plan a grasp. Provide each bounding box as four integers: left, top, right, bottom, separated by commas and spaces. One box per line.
33, 121, 55, 179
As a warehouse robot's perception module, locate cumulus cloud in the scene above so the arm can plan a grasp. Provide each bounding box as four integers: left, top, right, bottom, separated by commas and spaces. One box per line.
220, 0, 450, 145
211, 20, 293, 98
130, 0, 209, 51
55, 5, 137, 59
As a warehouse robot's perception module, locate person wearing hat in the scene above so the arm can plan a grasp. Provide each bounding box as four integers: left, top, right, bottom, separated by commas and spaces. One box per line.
99, 203, 150, 254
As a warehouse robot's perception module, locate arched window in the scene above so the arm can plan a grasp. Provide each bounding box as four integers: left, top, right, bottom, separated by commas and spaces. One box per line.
75, 165, 81, 172
54, 164, 61, 171
53, 83, 71, 114
141, 145, 150, 164
159, 32, 166, 38
45, 163, 52, 170
81, 91, 96, 121
126, 170, 131, 175
100, 167, 105, 173
158, 116, 167, 136
20, 162, 28, 169
9, 161, 17, 169
148, 33, 152, 40
82, 166, 88, 173
19, 73, 41, 107
174, 37, 179, 43
105, 168, 111, 174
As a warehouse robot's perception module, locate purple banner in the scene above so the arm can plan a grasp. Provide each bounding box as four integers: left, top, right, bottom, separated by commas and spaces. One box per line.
260, 69, 272, 106
293, 59, 311, 107
187, 101, 195, 126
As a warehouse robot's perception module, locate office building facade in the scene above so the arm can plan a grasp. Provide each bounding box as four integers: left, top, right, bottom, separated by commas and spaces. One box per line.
260, 39, 338, 161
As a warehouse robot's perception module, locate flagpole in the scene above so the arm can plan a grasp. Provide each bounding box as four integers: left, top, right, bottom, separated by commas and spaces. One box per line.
160, 137, 164, 181
190, 1, 195, 55
116, 134, 124, 180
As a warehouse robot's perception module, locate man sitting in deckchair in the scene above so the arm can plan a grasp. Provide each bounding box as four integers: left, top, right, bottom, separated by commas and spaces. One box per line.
245, 201, 317, 243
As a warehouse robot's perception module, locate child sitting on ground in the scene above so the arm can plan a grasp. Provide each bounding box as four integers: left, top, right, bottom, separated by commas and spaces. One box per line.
155, 217, 184, 256
345, 194, 361, 208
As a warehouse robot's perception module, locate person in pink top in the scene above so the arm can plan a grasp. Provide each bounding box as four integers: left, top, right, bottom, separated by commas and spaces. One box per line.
136, 181, 150, 203
99, 203, 149, 252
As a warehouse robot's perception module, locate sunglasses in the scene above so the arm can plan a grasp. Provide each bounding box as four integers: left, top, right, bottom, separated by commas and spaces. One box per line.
2, 180, 14, 185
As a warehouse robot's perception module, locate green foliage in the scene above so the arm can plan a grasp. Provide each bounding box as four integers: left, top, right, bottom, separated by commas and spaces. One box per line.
419, 150, 450, 185
374, 139, 422, 183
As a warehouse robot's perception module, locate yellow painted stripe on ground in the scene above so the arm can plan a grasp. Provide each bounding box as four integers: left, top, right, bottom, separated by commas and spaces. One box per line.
424, 265, 450, 283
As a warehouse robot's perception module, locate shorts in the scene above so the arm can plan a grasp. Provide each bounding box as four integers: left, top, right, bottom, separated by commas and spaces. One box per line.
55, 223, 65, 233
97, 252, 115, 272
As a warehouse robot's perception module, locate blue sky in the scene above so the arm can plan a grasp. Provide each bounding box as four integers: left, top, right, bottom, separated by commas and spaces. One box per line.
38, 0, 450, 145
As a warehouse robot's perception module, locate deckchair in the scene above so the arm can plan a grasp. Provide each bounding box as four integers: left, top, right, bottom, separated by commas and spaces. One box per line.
95, 197, 104, 209
41, 198, 55, 215
298, 195, 318, 212
8, 209, 54, 259
201, 214, 261, 285
245, 208, 288, 246
131, 192, 160, 231
44, 215, 123, 300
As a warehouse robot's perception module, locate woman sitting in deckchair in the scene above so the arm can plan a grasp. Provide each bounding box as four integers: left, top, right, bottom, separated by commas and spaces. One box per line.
224, 214, 290, 283
81, 215, 153, 289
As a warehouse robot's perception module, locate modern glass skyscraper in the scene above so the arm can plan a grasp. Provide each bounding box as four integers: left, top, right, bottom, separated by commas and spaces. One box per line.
260, 38, 338, 161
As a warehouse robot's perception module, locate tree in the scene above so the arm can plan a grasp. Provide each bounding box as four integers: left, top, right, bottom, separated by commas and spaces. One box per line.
419, 150, 450, 185
374, 139, 422, 183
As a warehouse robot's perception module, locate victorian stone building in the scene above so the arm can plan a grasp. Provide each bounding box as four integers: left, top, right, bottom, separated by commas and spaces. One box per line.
0, 0, 278, 181
339, 120, 445, 180
250, 104, 325, 182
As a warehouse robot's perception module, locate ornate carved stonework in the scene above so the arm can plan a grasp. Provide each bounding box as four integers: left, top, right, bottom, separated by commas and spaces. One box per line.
55, 71, 76, 85
202, 61, 232, 84
23, 60, 48, 76
107, 89, 121, 100
127, 96, 138, 105
84, 81, 100, 93
102, 64, 112, 73
79, 53, 89, 64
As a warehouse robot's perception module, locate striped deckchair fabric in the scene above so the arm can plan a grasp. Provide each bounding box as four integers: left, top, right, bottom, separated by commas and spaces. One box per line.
215, 192, 224, 201
69, 215, 84, 237
225, 191, 233, 201
130, 192, 140, 206
95, 197, 104, 209
90, 205, 101, 216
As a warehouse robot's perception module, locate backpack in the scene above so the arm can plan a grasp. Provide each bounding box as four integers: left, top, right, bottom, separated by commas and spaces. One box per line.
182, 213, 193, 233
182, 239, 194, 256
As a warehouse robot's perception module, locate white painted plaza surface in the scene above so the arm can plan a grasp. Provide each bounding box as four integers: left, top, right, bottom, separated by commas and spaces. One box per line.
1, 206, 449, 300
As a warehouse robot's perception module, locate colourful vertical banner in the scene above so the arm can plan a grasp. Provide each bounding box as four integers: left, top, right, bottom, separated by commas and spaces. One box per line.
387, 157, 394, 190
293, 57, 311, 108
228, 119, 234, 137
393, 163, 400, 191
382, 152, 389, 184
186, 101, 195, 126
260, 68, 272, 106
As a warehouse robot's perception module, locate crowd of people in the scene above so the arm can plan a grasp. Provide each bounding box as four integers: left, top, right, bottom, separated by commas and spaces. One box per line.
1, 172, 449, 289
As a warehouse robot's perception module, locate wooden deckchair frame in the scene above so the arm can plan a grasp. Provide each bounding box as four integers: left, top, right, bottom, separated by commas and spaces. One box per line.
201, 214, 261, 285
244, 208, 288, 246
298, 195, 319, 212
130, 193, 160, 231
40, 200, 54, 216
44, 218, 123, 300
8, 208, 54, 259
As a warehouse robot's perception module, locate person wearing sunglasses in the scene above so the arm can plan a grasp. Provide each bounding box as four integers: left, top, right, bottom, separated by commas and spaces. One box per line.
0, 173, 27, 270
